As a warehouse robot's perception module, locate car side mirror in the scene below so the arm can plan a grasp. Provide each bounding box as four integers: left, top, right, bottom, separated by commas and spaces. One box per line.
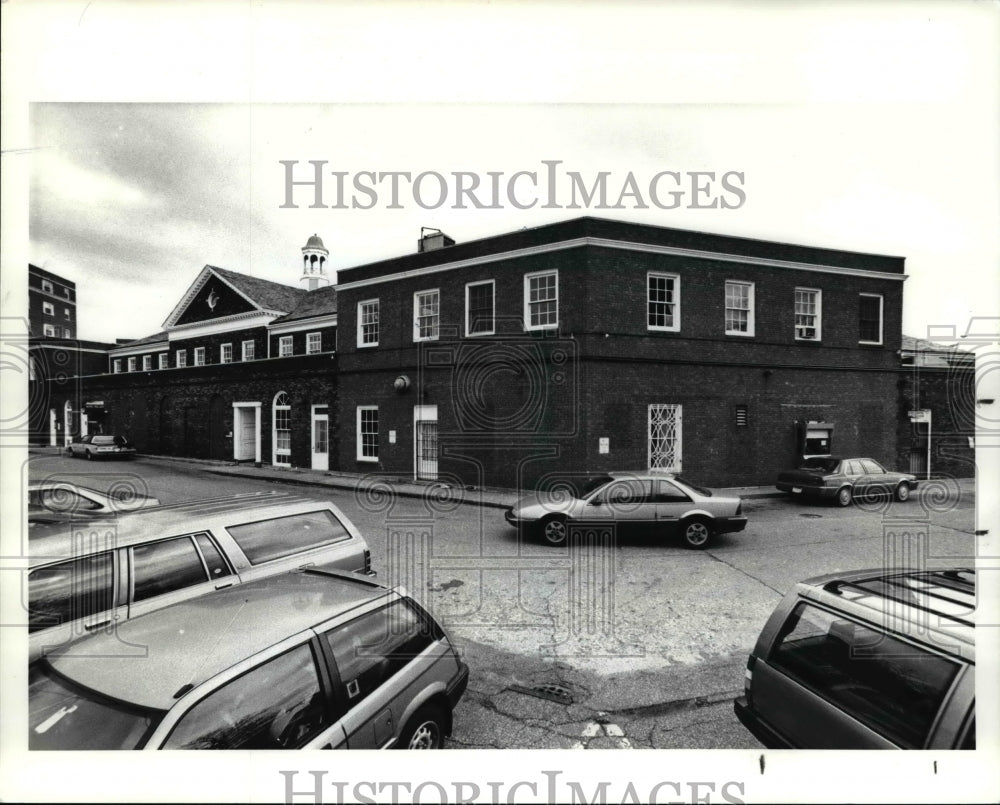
589, 499, 603, 506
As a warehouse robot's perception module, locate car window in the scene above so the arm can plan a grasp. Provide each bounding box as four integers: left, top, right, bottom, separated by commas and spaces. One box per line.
32, 488, 102, 513
29, 553, 116, 633
131, 536, 216, 602
591, 479, 651, 506
163, 643, 326, 749
860, 459, 884, 475
769, 603, 961, 748
92, 436, 116, 445
325, 600, 435, 706
654, 480, 692, 503
194, 533, 234, 581
226, 510, 351, 565
841, 460, 862, 475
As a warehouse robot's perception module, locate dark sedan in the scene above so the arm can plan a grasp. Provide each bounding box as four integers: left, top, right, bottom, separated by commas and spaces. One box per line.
66, 433, 137, 460
776, 456, 917, 506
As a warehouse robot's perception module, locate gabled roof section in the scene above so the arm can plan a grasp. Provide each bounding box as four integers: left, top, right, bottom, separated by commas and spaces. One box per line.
271, 285, 338, 325
162, 265, 306, 329
110, 331, 169, 351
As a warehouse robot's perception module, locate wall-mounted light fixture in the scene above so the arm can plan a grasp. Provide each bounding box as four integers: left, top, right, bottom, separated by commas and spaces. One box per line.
393, 375, 411, 394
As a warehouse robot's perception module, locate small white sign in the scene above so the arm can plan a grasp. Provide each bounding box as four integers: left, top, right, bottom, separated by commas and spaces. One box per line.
388, 430, 397, 444
599, 437, 609, 454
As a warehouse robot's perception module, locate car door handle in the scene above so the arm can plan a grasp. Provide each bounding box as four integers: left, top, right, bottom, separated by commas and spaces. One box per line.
215, 581, 235, 590
84, 619, 111, 631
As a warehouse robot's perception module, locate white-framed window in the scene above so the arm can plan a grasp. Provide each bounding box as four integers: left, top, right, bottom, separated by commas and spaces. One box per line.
272, 391, 291, 467
63, 328, 72, 338
42, 324, 56, 337
127, 357, 137, 372
279, 336, 294, 357
859, 293, 884, 345
220, 343, 233, 363
414, 289, 440, 342
466, 280, 495, 336
176, 349, 187, 368
142, 355, 152, 371
725, 281, 755, 336
242, 340, 255, 361
648, 272, 680, 332
357, 406, 379, 462
41, 280, 53, 294
42, 301, 54, 316
358, 299, 379, 347
64, 308, 72, 319
113, 359, 122, 374
306, 332, 322, 354
524, 270, 558, 330
63, 287, 71, 298
194, 347, 206, 366
158, 352, 168, 370
794, 288, 822, 341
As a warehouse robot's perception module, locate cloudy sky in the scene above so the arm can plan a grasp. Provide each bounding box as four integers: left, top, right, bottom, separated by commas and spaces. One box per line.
13, 2, 999, 347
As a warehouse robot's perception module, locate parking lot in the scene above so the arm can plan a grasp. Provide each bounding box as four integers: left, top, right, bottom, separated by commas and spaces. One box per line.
23, 451, 978, 749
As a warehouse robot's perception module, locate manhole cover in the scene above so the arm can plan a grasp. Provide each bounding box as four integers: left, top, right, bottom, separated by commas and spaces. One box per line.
508, 683, 574, 705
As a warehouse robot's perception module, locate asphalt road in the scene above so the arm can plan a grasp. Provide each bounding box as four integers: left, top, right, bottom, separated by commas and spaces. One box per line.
24, 453, 978, 749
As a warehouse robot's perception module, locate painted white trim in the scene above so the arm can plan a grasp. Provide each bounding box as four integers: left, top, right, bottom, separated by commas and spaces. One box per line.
158, 352, 169, 370
305, 332, 322, 354
524, 269, 559, 331
232, 402, 262, 463
335, 236, 908, 291
193, 346, 207, 366
272, 391, 291, 467
724, 280, 755, 337
647, 271, 681, 333
357, 299, 379, 348
107, 341, 169, 357
413, 404, 439, 480
278, 335, 294, 357
465, 279, 495, 337
310, 404, 330, 471
268, 313, 338, 334
859, 292, 884, 345
356, 405, 379, 462
242, 339, 256, 361
165, 311, 279, 341
413, 288, 441, 342
31, 344, 108, 355
220, 343, 234, 364
162, 265, 292, 329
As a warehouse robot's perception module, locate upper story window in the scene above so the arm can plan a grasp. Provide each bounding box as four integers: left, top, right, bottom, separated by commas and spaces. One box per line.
794, 288, 822, 341
42, 302, 54, 316
358, 299, 379, 347
176, 349, 187, 368
194, 347, 206, 366
113, 359, 122, 374
466, 280, 495, 336
63, 287, 71, 299
142, 355, 152, 371
306, 332, 322, 354
414, 290, 440, 342
859, 294, 883, 345
242, 340, 255, 361
648, 272, 680, 332
41, 280, 53, 294
725, 281, 755, 336
158, 353, 168, 370
63, 308, 72, 319
279, 336, 294, 357
127, 357, 137, 372
525, 270, 558, 331
220, 343, 233, 363
63, 328, 72, 338
42, 324, 56, 337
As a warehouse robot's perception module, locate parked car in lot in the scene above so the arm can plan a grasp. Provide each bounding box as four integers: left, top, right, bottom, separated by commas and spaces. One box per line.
66, 433, 137, 460
734, 567, 975, 749
29, 567, 469, 749
775, 456, 918, 506
28, 480, 160, 525
504, 471, 747, 549
28, 491, 373, 661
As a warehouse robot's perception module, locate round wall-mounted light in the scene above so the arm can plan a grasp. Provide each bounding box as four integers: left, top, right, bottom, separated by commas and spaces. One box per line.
393, 375, 411, 393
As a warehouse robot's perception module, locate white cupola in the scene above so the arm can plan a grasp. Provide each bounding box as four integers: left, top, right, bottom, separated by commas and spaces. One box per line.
300, 234, 332, 291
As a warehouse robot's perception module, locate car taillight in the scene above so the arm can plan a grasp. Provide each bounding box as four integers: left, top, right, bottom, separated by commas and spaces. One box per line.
744, 655, 756, 704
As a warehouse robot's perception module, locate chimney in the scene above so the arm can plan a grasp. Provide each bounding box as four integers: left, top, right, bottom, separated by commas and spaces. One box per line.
418, 227, 455, 253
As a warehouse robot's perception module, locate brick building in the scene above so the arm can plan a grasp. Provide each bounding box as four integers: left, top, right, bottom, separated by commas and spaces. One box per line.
29, 265, 77, 339
42, 218, 910, 489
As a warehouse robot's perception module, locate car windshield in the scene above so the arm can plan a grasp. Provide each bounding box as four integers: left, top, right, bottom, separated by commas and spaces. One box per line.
91, 436, 117, 445
798, 458, 840, 472
674, 477, 712, 497
29, 664, 162, 750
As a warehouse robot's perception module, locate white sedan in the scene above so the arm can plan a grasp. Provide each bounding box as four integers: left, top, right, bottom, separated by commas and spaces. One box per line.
66, 434, 137, 460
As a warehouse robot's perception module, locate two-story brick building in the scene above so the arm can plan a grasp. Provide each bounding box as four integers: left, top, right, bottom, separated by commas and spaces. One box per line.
44, 218, 907, 489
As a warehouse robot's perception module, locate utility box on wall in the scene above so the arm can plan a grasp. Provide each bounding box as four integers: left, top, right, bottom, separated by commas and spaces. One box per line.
797, 420, 834, 461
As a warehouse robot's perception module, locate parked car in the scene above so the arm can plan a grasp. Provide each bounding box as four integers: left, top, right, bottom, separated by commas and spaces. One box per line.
504, 471, 747, 549
775, 456, 918, 506
29, 567, 469, 749
66, 433, 137, 460
28, 480, 160, 525
734, 567, 975, 749
28, 491, 373, 661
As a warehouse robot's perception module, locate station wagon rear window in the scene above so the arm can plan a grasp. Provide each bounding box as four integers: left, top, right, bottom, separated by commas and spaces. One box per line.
226, 509, 351, 565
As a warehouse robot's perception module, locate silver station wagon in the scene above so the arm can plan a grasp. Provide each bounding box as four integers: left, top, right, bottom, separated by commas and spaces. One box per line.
28, 492, 373, 661
29, 569, 469, 749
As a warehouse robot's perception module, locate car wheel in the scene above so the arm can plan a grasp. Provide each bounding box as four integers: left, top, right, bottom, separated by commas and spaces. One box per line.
681, 517, 712, 549
397, 705, 446, 750
895, 483, 911, 502
836, 486, 852, 507
540, 515, 568, 546
85, 450, 93, 461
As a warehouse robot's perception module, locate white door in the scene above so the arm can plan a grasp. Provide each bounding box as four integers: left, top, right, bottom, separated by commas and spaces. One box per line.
648, 404, 682, 471
49, 409, 57, 447
233, 404, 260, 462
414, 405, 438, 481
311, 405, 329, 471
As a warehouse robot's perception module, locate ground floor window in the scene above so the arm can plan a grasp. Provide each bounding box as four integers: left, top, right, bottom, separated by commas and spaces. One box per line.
273, 391, 291, 466
648, 404, 682, 471
357, 406, 378, 462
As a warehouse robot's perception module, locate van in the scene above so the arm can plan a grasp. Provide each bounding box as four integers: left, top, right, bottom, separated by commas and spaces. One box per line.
734, 567, 975, 749
29, 568, 469, 749
28, 492, 373, 661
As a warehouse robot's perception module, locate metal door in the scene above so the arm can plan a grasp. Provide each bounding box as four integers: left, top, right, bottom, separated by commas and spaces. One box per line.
415, 421, 438, 481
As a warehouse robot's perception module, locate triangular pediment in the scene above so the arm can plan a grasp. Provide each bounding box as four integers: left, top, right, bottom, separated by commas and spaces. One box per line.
163, 266, 302, 330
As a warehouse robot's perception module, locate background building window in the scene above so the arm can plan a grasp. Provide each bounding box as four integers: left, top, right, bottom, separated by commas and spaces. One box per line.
220, 343, 233, 363
648, 273, 680, 331
725, 281, 754, 336
194, 347, 206, 366
357, 406, 378, 461
794, 288, 821, 340
158, 353, 168, 369
859, 294, 883, 344
358, 300, 379, 347
242, 340, 255, 361
142, 355, 152, 371
127, 357, 137, 372
414, 289, 440, 341
41, 280, 53, 293
42, 324, 56, 337
63, 328, 72, 338
64, 308, 72, 319
306, 332, 322, 354
113, 359, 121, 374
273, 391, 291, 466
466, 280, 495, 336
42, 302, 54, 316
176, 349, 187, 367
279, 336, 293, 357
525, 271, 558, 330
